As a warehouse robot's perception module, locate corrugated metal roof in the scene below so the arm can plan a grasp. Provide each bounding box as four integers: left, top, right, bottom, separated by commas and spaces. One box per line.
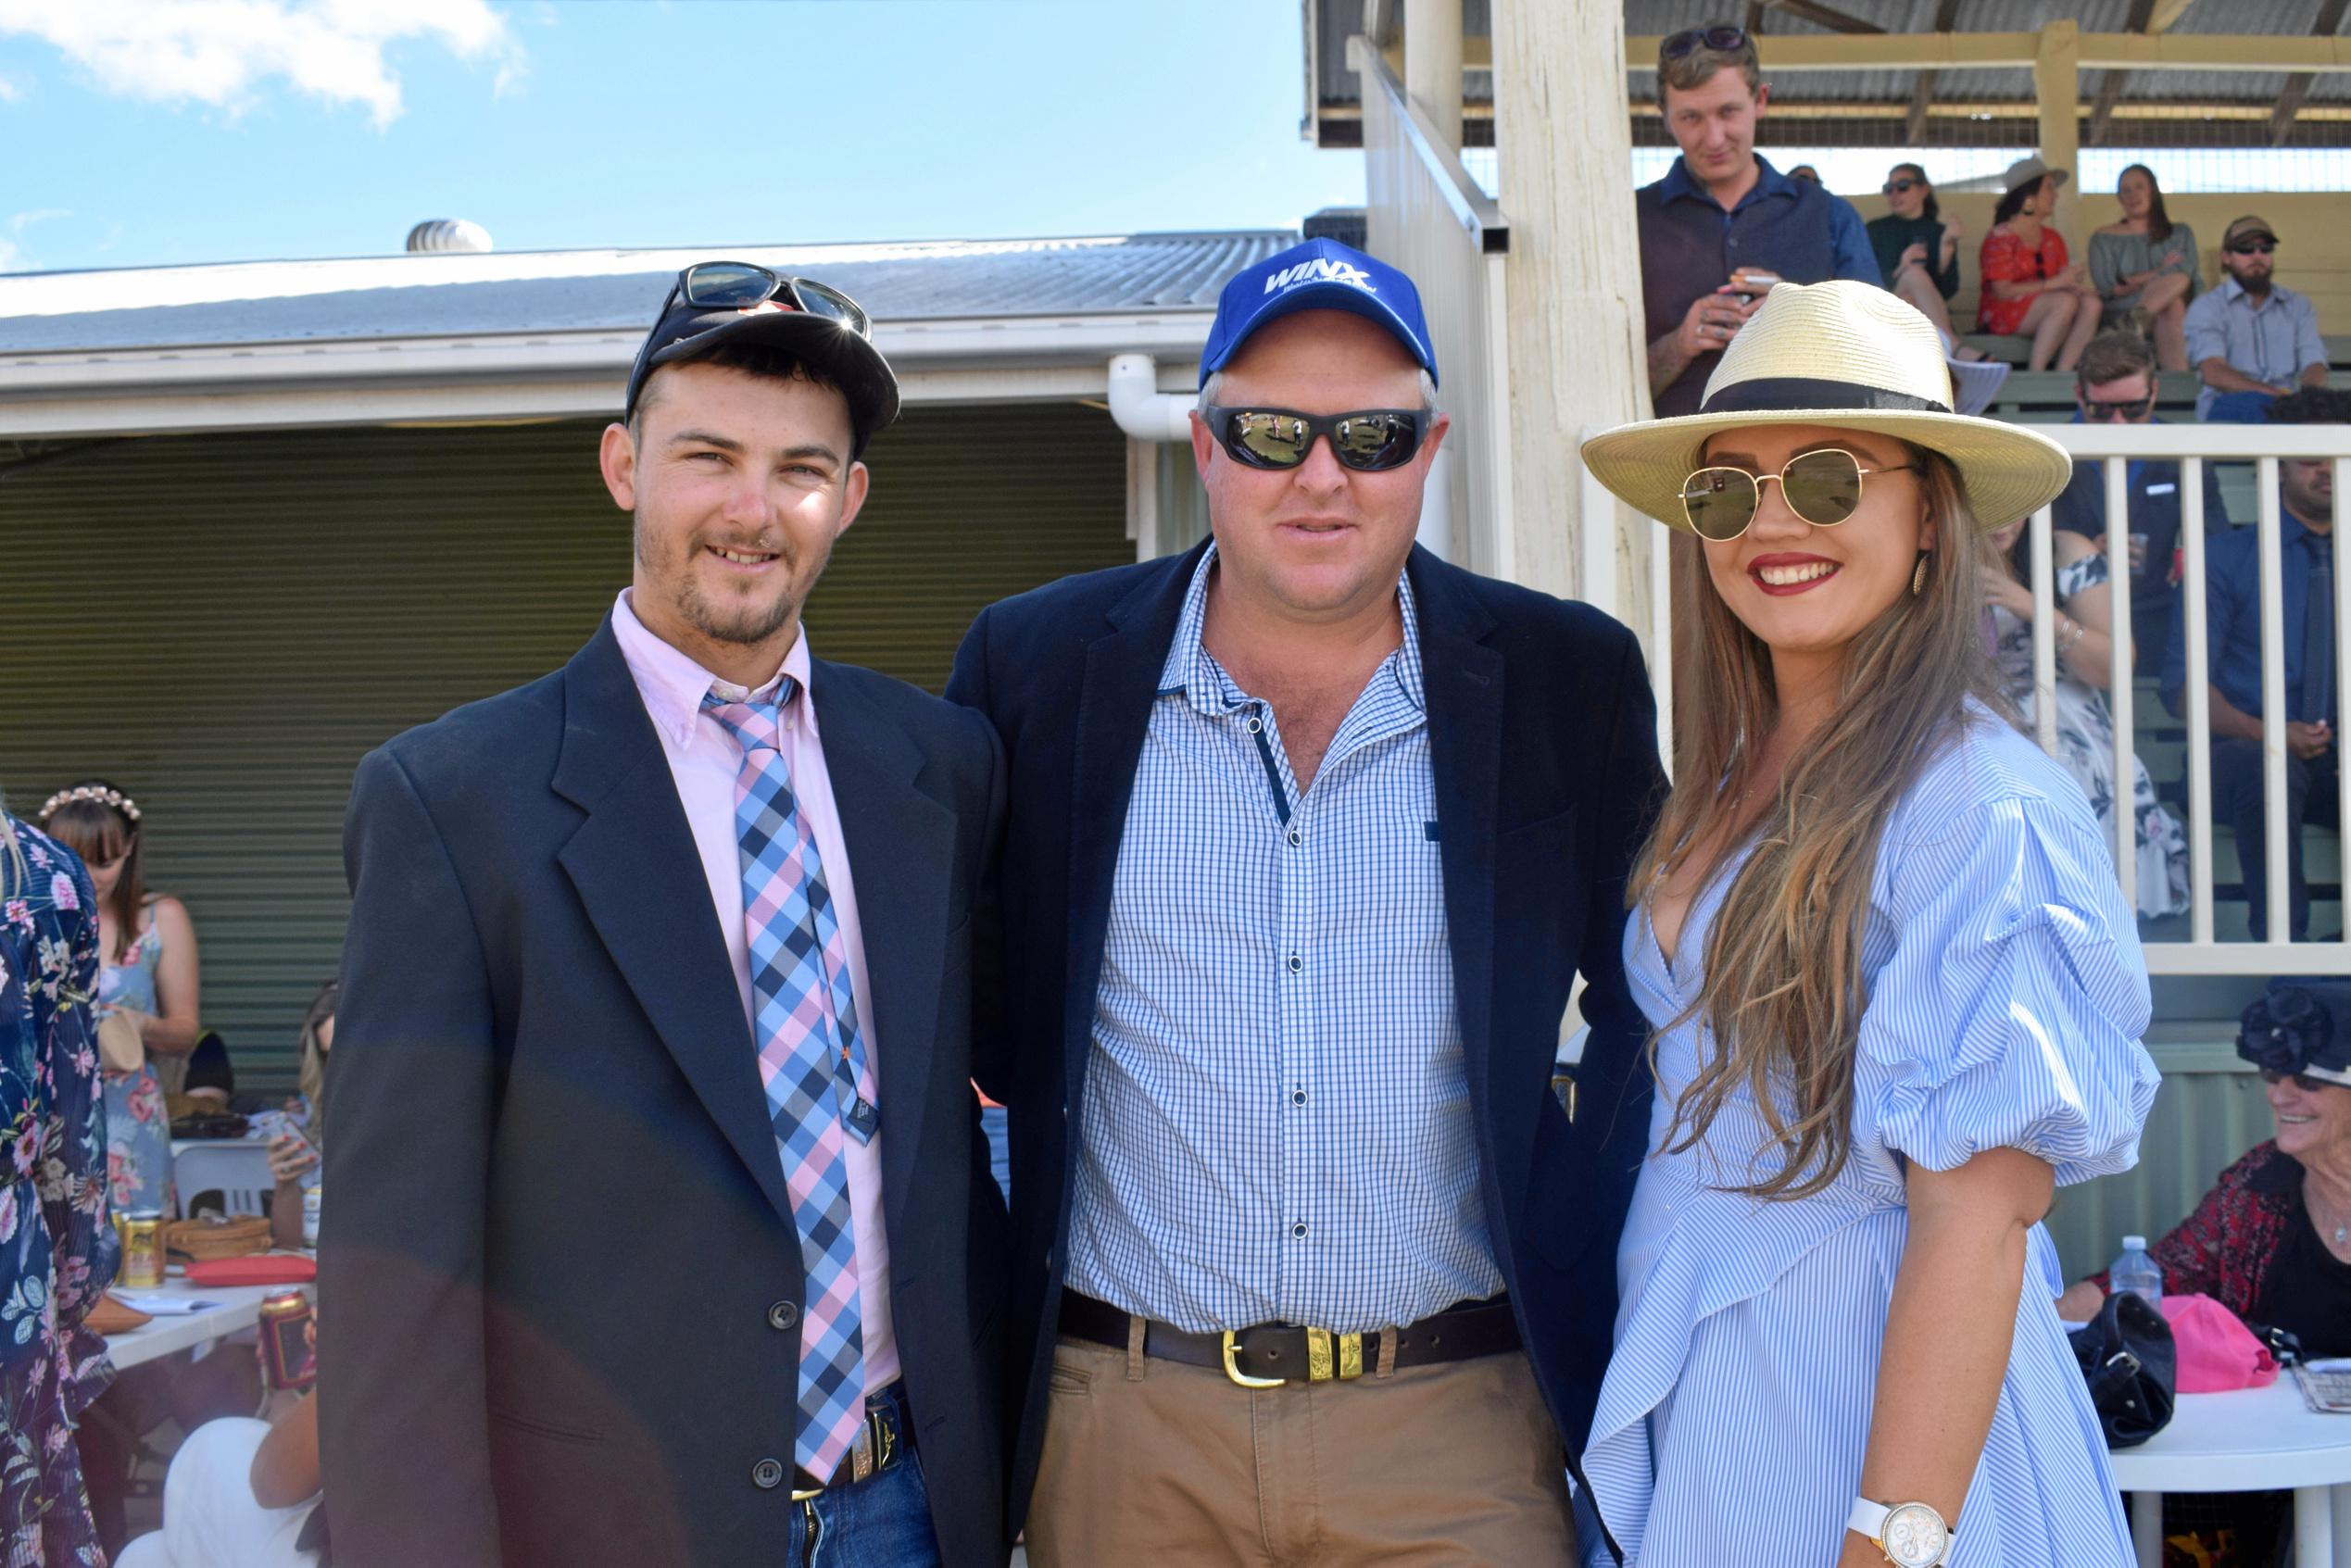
0, 231, 1296, 356
1311, 0, 2351, 113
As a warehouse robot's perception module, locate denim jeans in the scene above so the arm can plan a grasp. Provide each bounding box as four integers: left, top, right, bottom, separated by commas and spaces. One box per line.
2213, 735, 2341, 940
2204, 389, 2280, 424
788, 1448, 942, 1568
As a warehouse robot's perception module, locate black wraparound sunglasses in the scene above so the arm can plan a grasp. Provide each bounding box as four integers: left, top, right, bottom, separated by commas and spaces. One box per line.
2227, 241, 2278, 256
673, 261, 871, 332
2082, 392, 2157, 421
1663, 25, 1746, 59
1202, 406, 1428, 472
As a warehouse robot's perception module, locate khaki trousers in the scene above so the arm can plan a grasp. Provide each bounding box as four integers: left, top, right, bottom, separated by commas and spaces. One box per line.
1025, 1333, 1575, 1567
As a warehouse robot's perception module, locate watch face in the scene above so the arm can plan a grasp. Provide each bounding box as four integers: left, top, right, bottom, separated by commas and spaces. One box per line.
1881, 1503, 1949, 1568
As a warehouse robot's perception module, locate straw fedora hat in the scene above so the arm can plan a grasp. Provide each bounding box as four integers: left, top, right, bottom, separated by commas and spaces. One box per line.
1580, 281, 2072, 533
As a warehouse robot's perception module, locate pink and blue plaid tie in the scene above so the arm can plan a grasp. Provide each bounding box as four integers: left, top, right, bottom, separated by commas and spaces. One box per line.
704, 679, 879, 1479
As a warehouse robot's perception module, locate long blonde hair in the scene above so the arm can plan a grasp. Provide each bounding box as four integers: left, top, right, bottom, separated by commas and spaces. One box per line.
296, 979, 339, 1142
1632, 450, 2005, 1198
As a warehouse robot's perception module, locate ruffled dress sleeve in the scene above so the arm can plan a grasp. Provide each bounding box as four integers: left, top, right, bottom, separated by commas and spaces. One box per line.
1855, 789, 2159, 1185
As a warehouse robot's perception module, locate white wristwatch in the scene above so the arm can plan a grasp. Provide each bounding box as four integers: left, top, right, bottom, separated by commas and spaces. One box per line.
1847, 1497, 1954, 1568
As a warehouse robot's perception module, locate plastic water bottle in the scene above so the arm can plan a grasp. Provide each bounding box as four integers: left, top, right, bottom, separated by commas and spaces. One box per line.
2111, 1235, 2164, 1306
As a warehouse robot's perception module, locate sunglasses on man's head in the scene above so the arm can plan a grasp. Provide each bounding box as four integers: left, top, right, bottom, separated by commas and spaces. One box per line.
1882, 179, 1921, 195
1679, 447, 1921, 542
1662, 24, 1746, 60
625, 261, 875, 413
1201, 407, 1427, 472
2081, 392, 2157, 422
2228, 242, 2277, 256
2262, 1069, 2341, 1094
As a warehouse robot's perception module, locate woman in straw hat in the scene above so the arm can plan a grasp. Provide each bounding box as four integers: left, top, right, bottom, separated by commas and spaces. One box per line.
1575, 282, 2156, 1568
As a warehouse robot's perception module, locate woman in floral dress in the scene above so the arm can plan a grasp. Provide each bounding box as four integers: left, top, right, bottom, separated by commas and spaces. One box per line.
1983, 519, 2191, 919
2, 807, 118, 1566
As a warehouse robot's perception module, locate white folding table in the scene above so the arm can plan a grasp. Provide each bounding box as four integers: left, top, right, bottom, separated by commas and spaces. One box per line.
99, 1271, 312, 1371
2107, 1379, 2351, 1568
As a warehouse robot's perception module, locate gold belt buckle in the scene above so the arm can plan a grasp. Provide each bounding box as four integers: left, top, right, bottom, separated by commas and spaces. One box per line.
1220, 1331, 1287, 1388
1305, 1328, 1364, 1382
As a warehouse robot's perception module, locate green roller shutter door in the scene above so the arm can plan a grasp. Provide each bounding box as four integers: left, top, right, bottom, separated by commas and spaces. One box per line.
0, 401, 1130, 1090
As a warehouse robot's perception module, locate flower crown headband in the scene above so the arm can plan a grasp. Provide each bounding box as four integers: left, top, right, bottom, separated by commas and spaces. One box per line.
37, 784, 141, 824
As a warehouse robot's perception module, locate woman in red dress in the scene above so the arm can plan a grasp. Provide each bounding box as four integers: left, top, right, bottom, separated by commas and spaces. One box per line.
1977, 158, 2103, 371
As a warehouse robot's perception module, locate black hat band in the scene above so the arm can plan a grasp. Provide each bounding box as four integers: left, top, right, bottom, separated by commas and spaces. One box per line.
1701, 376, 1954, 418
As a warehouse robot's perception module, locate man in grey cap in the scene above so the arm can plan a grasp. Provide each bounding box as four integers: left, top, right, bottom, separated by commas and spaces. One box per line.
2185, 215, 2332, 422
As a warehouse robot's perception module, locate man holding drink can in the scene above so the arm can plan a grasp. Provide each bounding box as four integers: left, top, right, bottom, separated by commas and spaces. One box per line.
1635, 23, 1882, 415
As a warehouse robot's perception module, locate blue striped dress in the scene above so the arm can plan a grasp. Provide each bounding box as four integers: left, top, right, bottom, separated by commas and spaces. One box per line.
1581, 705, 2160, 1567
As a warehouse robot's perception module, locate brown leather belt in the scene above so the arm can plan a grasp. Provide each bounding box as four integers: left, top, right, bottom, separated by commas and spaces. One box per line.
1059, 1290, 1521, 1387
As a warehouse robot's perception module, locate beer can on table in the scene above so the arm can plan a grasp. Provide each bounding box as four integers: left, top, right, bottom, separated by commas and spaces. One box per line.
117, 1210, 166, 1289
258, 1291, 317, 1393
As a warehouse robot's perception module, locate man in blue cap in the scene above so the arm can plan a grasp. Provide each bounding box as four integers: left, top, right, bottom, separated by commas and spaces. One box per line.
949, 238, 1664, 1562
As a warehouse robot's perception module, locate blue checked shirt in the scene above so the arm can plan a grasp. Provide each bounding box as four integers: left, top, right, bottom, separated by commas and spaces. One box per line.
1063, 546, 1504, 1335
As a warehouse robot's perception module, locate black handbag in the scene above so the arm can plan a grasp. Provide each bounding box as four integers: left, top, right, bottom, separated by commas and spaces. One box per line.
2068, 1290, 2177, 1449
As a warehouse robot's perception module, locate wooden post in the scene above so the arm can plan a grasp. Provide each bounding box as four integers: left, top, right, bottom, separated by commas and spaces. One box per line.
1404, 0, 1463, 151
2034, 19, 2081, 230
1493, 0, 1654, 621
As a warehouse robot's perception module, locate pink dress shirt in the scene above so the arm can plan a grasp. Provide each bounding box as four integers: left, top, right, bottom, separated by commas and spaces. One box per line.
610, 589, 899, 1393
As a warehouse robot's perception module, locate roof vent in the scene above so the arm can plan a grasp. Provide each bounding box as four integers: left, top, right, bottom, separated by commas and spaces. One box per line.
406, 219, 493, 255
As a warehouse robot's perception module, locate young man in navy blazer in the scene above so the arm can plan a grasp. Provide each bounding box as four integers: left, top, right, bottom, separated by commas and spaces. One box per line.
324, 267, 1009, 1567
950, 239, 1666, 1563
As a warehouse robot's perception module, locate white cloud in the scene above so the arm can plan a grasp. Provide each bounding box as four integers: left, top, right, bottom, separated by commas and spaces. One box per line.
10, 207, 67, 232
0, 0, 519, 128
0, 237, 19, 272
0, 73, 21, 100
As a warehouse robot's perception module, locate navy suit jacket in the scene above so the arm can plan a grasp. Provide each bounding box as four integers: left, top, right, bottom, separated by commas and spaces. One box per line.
947, 542, 1666, 1537
322, 620, 1011, 1568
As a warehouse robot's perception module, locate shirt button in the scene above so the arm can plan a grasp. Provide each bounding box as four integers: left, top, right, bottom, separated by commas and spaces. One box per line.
1287, 954, 1302, 973
767, 1301, 798, 1332
1287, 828, 1302, 847
1291, 1221, 1309, 1240
1291, 1088, 1307, 1107
1247, 716, 1264, 734
751, 1458, 786, 1490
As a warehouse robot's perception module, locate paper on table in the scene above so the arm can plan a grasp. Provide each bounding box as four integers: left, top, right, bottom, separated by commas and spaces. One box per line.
110, 1292, 220, 1316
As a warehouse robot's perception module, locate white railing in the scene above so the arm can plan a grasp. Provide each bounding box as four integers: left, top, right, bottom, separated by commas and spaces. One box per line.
1350, 35, 1515, 579
2035, 423, 2351, 974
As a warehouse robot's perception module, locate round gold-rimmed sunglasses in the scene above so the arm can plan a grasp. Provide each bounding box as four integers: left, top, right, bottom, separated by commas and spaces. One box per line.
1678, 447, 1923, 542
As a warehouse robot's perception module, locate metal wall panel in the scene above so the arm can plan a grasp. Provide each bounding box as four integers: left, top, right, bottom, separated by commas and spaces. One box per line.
0, 403, 1131, 1090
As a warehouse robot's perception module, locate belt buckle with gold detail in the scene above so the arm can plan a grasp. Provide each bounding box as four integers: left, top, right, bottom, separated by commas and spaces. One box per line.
1220, 1330, 1287, 1388
1305, 1327, 1364, 1382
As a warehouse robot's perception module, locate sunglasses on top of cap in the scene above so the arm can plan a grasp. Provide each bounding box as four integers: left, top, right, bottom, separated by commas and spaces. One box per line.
1662, 24, 1745, 58
626, 262, 873, 399
673, 261, 871, 334
1202, 407, 1428, 473
1679, 447, 1921, 542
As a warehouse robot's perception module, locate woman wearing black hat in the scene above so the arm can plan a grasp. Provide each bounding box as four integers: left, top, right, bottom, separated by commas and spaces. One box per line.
1578, 281, 2156, 1567
2058, 986, 2351, 1360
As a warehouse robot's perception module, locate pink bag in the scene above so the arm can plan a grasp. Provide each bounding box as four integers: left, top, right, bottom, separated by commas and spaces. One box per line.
2160, 1293, 2279, 1392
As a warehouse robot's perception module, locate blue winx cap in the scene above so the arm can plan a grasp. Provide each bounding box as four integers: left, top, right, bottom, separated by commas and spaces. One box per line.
1199, 237, 1439, 389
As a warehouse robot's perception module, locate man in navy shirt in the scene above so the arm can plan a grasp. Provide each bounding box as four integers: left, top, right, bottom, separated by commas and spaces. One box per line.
2053, 330, 2230, 679
2162, 388, 2348, 940
1636, 23, 1880, 416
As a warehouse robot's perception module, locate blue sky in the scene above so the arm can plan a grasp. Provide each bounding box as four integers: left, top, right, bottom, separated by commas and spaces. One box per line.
0, 1, 1368, 273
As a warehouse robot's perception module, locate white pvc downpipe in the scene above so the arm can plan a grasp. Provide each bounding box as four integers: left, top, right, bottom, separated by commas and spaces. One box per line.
1105, 353, 1194, 442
